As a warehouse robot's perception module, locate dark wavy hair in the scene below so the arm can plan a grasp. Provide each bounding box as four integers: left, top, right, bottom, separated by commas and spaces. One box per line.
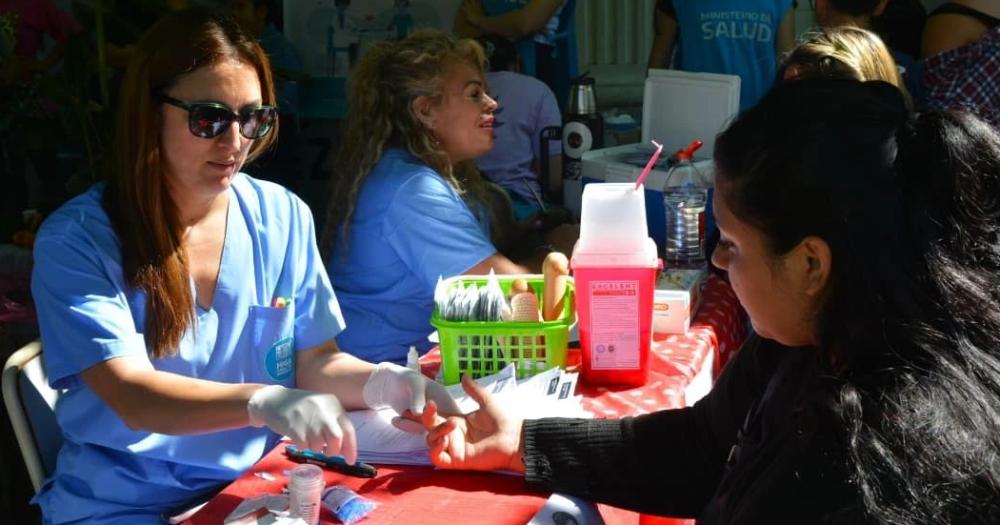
714, 79, 1000, 522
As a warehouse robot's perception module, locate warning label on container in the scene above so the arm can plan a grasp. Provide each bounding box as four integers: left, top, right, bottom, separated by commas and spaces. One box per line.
588, 280, 639, 369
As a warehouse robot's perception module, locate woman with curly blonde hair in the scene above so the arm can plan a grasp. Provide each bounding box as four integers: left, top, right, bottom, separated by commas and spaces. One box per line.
322, 30, 540, 365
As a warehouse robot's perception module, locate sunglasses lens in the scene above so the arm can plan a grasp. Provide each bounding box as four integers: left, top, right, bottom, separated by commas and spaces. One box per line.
188, 105, 234, 138
240, 107, 277, 139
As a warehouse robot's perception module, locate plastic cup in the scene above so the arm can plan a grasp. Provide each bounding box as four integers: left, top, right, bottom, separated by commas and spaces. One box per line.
289, 464, 325, 525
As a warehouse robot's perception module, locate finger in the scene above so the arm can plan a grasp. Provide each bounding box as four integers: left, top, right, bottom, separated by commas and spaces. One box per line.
391, 416, 426, 434
461, 374, 493, 408
305, 430, 327, 456
421, 400, 439, 430
323, 421, 344, 460
288, 429, 308, 450
427, 382, 462, 416
320, 427, 340, 458
426, 419, 458, 445
407, 372, 427, 414
338, 413, 358, 465
428, 434, 452, 468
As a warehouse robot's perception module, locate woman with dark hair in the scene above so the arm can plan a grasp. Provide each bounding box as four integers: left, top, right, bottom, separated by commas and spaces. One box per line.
419, 78, 1000, 522
30, 9, 454, 524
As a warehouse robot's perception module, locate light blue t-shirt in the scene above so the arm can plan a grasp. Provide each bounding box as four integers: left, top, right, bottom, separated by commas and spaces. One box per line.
30, 174, 344, 524
476, 71, 562, 207
327, 148, 497, 365
670, 0, 794, 111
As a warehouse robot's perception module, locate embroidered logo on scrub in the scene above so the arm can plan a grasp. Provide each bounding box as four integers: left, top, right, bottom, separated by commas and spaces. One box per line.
264, 336, 294, 380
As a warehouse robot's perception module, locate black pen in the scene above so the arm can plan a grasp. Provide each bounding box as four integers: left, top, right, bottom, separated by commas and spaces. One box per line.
285, 445, 378, 478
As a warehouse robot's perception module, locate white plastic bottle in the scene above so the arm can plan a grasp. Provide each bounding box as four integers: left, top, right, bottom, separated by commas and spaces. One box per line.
663, 140, 708, 267
406, 345, 420, 373
289, 464, 325, 525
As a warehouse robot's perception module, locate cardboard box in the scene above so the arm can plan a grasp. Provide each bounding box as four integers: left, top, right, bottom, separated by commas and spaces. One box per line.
653, 268, 707, 335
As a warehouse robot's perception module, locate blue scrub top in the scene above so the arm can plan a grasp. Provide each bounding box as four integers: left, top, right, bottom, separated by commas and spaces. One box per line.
326, 148, 497, 365
30, 174, 345, 524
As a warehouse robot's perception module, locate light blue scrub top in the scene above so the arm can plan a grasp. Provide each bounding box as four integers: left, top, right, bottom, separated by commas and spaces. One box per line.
326, 148, 496, 365
671, 0, 794, 111
30, 174, 345, 524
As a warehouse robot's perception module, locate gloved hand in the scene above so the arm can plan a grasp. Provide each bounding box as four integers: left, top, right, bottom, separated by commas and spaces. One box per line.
247, 385, 358, 464
363, 362, 462, 418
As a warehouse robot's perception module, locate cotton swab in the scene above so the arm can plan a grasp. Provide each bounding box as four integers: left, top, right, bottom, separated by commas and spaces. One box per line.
634, 140, 664, 190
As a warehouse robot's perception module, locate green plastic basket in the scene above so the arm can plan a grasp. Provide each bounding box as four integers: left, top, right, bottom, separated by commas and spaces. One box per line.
431, 274, 576, 385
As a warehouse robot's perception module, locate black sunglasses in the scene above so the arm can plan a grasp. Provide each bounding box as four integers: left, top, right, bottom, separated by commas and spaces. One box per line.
158, 95, 277, 139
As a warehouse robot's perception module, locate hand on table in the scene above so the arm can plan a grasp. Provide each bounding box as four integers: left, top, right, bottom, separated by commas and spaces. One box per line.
422, 375, 525, 473
363, 362, 462, 431
247, 385, 358, 464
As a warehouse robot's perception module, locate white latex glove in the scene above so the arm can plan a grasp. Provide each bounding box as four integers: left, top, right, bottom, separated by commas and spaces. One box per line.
247, 385, 358, 464
362, 362, 462, 418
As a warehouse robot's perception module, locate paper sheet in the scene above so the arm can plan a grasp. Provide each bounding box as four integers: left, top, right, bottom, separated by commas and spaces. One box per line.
349, 364, 588, 466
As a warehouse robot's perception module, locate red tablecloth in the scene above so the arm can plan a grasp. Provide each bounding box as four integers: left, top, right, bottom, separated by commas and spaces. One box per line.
185, 275, 746, 525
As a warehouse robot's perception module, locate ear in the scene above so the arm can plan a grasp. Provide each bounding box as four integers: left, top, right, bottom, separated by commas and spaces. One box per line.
790, 235, 832, 298
783, 64, 800, 81
411, 95, 437, 130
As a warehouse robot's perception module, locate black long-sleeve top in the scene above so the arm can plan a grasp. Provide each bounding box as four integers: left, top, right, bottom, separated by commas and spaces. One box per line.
522, 336, 866, 523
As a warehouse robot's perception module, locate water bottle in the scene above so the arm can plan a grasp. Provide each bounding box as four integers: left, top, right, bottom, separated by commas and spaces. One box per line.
663, 140, 707, 267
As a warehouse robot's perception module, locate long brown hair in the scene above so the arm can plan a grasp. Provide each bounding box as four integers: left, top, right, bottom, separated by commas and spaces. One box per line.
104, 8, 277, 358
320, 30, 491, 258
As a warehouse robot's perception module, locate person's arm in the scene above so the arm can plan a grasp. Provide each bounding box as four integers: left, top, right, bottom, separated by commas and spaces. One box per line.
463, 0, 565, 41
80, 356, 263, 434
648, 5, 679, 69
465, 252, 532, 275
295, 339, 375, 409
520, 336, 779, 516
454, 0, 486, 37
775, 6, 796, 55
921, 14, 987, 58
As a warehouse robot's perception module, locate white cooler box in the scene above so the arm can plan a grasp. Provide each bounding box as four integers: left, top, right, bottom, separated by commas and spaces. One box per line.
566, 70, 740, 253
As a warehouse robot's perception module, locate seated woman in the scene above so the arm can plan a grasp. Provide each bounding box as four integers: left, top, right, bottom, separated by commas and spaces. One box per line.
30, 9, 453, 524
420, 79, 1000, 521
322, 31, 574, 365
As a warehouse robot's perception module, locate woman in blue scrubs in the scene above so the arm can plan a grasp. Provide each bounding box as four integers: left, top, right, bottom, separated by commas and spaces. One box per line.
30, 9, 453, 524
321, 31, 575, 365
